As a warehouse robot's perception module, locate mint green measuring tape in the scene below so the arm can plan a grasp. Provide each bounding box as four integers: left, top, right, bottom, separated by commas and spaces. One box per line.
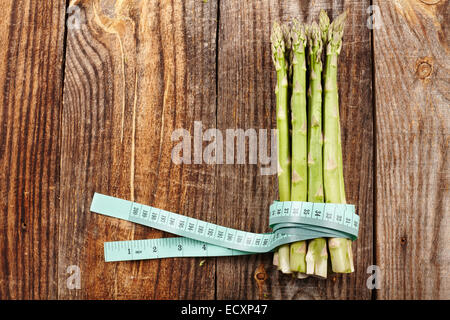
90, 193, 359, 262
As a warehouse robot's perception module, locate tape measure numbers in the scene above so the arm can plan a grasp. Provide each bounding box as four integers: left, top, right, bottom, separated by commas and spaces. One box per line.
90, 193, 359, 262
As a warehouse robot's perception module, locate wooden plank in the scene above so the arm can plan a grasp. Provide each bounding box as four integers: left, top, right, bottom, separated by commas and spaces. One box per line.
216, 0, 374, 299
59, 0, 218, 299
374, 0, 449, 299
0, 0, 66, 299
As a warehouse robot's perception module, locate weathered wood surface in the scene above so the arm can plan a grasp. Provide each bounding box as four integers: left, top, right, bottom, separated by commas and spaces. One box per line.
0, 0, 66, 299
0, 0, 448, 300
374, 0, 449, 299
60, 0, 218, 299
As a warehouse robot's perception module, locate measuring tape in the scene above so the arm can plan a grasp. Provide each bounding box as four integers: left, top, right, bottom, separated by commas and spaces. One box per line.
90, 193, 359, 262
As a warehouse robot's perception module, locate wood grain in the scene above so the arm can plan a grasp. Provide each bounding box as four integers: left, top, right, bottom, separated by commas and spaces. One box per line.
2, 0, 447, 300
0, 0, 66, 299
215, 0, 374, 299
374, 0, 449, 299
59, 0, 218, 299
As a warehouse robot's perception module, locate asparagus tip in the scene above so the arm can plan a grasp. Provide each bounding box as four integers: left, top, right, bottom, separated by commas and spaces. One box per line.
319, 9, 330, 25
332, 11, 347, 33
329, 11, 347, 39
308, 21, 322, 43
290, 18, 307, 44
271, 22, 285, 56
307, 22, 323, 67
319, 10, 330, 42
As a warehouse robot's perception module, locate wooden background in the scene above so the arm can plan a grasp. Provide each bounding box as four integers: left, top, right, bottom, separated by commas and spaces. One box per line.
0, 0, 448, 299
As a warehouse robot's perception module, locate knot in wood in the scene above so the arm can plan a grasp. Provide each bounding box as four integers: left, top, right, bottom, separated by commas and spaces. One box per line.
255, 272, 266, 281
254, 264, 268, 299
416, 59, 433, 79
400, 236, 407, 246
419, 0, 441, 5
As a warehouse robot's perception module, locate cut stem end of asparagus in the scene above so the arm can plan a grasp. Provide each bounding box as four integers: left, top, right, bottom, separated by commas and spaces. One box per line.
328, 238, 354, 273
289, 241, 307, 273
273, 251, 280, 269
306, 238, 328, 278
297, 272, 309, 279
278, 245, 292, 274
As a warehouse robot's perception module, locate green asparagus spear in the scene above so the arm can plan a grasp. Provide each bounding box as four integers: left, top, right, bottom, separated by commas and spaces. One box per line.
323, 11, 354, 273
305, 19, 328, 278
271, 22, 291, 203
288, 19, 308, 275
290, 20, 308, 202
307, 21, 325, 204
271, 22, 292, 274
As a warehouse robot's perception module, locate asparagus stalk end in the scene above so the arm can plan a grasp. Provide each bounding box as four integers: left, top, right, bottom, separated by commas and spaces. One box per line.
328, 238, 353, 273
278, 244, 292, 274
306, 238, 328, 278
289, 241, 307, 273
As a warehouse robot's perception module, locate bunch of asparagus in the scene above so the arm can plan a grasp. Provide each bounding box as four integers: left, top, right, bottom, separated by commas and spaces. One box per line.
271, 10, 354, 279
